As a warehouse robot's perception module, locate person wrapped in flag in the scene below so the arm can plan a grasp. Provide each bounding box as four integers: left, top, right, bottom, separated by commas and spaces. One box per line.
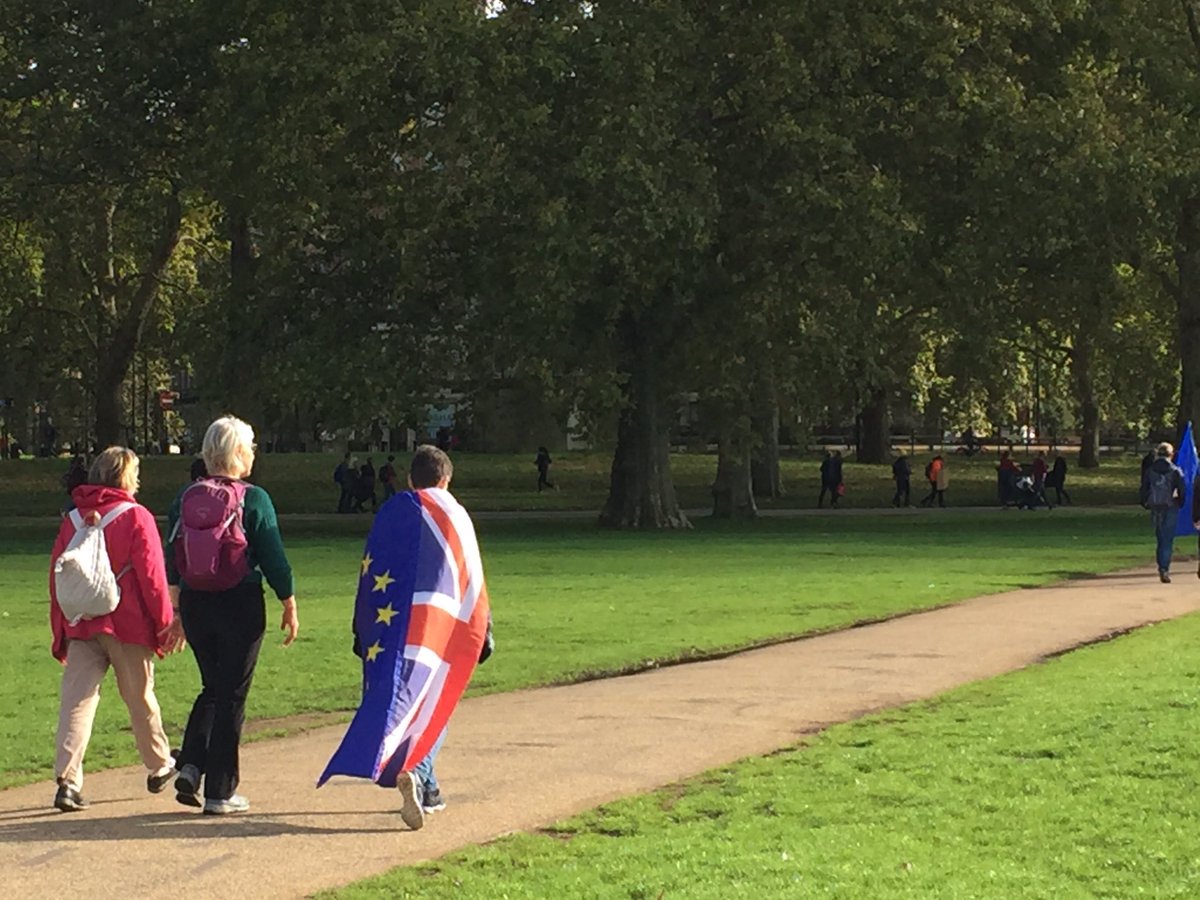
319, 445, 492, 830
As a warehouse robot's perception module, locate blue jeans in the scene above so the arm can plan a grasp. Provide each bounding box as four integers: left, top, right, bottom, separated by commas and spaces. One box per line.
1152, 507, 1179, 573
413, 727, 447, 795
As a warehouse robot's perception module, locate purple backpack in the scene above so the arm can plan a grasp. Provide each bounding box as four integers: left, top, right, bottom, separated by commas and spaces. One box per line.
171, 477, 251, 591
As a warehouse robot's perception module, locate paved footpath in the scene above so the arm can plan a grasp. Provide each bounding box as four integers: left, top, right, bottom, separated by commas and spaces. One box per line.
2, 566, 1197, 899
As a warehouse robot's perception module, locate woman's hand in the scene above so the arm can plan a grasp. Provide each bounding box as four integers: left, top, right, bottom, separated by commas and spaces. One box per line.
280, 597, 299, 646
158, 617, 187, 655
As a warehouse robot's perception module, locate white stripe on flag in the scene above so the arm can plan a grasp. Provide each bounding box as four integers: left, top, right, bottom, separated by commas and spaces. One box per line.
413, 590, 463, 621
404, 660, 450, 763
378, 671, 434, 778
420, 490, 484, 621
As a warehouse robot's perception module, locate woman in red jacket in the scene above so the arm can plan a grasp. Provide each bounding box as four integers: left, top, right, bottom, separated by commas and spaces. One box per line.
48, 446, 185, 812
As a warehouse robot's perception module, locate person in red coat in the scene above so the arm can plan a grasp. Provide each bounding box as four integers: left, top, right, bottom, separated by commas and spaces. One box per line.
48, 446, 185, 812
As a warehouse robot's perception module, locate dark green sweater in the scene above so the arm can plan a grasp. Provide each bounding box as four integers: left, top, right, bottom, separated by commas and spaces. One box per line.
165, 483, 295, 599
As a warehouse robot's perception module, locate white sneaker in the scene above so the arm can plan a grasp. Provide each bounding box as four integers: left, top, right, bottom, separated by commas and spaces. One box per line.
397, 772, 425, 830
203, 794, 250, 815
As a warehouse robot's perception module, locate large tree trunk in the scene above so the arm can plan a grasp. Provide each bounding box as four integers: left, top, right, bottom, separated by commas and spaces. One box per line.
857, 387, 891, 464
712, 417, 757, 519
1176, 198, 1200, 439
222, 208, 266, 427
92, 193, 183, 447
750, 376, 783, 499
599, 324, 690, 529
1074, 313, 1101, 469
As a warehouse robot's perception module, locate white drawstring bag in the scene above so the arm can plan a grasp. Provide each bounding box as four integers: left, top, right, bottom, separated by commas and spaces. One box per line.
53, 502, 135, 625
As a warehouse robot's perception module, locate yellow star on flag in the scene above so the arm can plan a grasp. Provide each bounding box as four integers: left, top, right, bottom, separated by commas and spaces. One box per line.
376, 603, 398, 626
372, 570, 395, 593
365, 641, 384, 662
360, 552, 373, 577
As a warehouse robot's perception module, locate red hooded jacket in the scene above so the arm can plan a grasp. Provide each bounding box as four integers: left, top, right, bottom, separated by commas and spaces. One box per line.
48, 485, 174, 662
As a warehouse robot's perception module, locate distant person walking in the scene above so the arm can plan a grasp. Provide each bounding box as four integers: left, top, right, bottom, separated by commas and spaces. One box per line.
1031, 451, 1050, 505
356, 458, 378, 512
921, 455, 947, 507
167, 416, 299, 815
190, 457, 208, 482
334, 452, 353, 513
61, 455, 88, 513
48, 447, 184, 812
891, 453, 911, 507
1045, 453, 1071, 505
1140, 441, 1186, 583
817, 452, 834, 508
380, 455, 398, 501
535, 446, 555, 492
998, 451, 1021, 506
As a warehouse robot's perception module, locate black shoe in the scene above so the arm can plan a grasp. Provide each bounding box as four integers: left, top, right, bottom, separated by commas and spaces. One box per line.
175, 764, 203, 808
54, 782, 88, 812
147, 756, 177, 794
423, 787, 446, 813
1160, 569, 1172, 584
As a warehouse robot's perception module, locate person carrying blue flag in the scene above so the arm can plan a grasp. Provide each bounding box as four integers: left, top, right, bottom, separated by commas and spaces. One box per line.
320, 445, 492, 831
1140, 442, 1187, 583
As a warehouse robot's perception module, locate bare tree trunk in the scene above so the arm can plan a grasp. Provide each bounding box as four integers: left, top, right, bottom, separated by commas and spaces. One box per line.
93, 193, 183, 446
712, 417, 757, 519
750, 376, 783, 499
1176, 198, 1200, 441
599, 322, 690, 529
1074, 313, 1101, 469
221, 207, 267, 427
857, 387, 891, 464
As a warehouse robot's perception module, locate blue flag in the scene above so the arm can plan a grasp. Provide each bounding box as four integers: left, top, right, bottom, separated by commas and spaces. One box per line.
1175, 421, 1198, 537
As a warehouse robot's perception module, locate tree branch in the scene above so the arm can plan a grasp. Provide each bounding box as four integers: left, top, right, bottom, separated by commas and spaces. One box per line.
1183, 0, 1200, 62
1159, 267, 1182, 301
32, 300, 99, 351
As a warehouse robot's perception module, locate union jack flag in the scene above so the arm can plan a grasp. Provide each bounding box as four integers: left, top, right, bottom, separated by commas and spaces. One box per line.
318, 488, 490, 788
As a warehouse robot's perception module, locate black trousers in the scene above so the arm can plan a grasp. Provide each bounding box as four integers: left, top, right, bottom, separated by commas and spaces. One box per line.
893, 478, 910, 506
178, 582, 266, 800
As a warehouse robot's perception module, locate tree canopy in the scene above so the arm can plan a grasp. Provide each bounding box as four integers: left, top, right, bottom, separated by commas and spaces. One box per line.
0, 0, 1194, 524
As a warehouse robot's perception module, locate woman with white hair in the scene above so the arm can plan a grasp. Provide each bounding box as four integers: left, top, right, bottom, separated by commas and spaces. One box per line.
48, 446, 183, 812
165, 415, 299, 815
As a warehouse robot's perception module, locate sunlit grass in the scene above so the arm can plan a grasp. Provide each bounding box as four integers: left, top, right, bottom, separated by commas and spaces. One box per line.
0, 509, 1150, 788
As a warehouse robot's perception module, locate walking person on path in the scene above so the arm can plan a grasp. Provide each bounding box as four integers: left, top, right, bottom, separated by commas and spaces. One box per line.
334, 452, 352, 513
1031, 451, 1051, 506
1140, 441, 1187, 583
817, 452, 835, 508
48, 446, 185, 812
321, 445, 491, 831
891, 453, 911, 507
1045, 453, 1071, 505
535, 446, 555, 492
921, 455, 947, 507
166, 416, 299, 815
61, 455, 87, 513
380, 455, 398, 501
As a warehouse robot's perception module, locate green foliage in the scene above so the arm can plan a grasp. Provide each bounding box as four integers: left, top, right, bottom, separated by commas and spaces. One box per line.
2, 1, 1198, 501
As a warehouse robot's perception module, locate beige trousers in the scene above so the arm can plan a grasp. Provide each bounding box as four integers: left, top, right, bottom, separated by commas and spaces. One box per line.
56, 634, 172, 790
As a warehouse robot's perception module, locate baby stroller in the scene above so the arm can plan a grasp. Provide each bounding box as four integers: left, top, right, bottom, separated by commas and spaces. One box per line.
1012, 475, 1048, 510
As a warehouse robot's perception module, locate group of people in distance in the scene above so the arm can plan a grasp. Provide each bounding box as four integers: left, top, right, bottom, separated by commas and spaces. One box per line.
334, 453, 401, 513
47, 416, 487, 829
818, 446, 1073, 510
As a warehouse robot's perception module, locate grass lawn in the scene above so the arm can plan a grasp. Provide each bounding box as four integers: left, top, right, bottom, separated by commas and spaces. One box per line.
0, 510, 1152, 789
329, 609, 1200, 900
0, 450, 1144, 516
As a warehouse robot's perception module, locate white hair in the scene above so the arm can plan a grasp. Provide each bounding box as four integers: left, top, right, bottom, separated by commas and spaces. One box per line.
202, 415, 256, 478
